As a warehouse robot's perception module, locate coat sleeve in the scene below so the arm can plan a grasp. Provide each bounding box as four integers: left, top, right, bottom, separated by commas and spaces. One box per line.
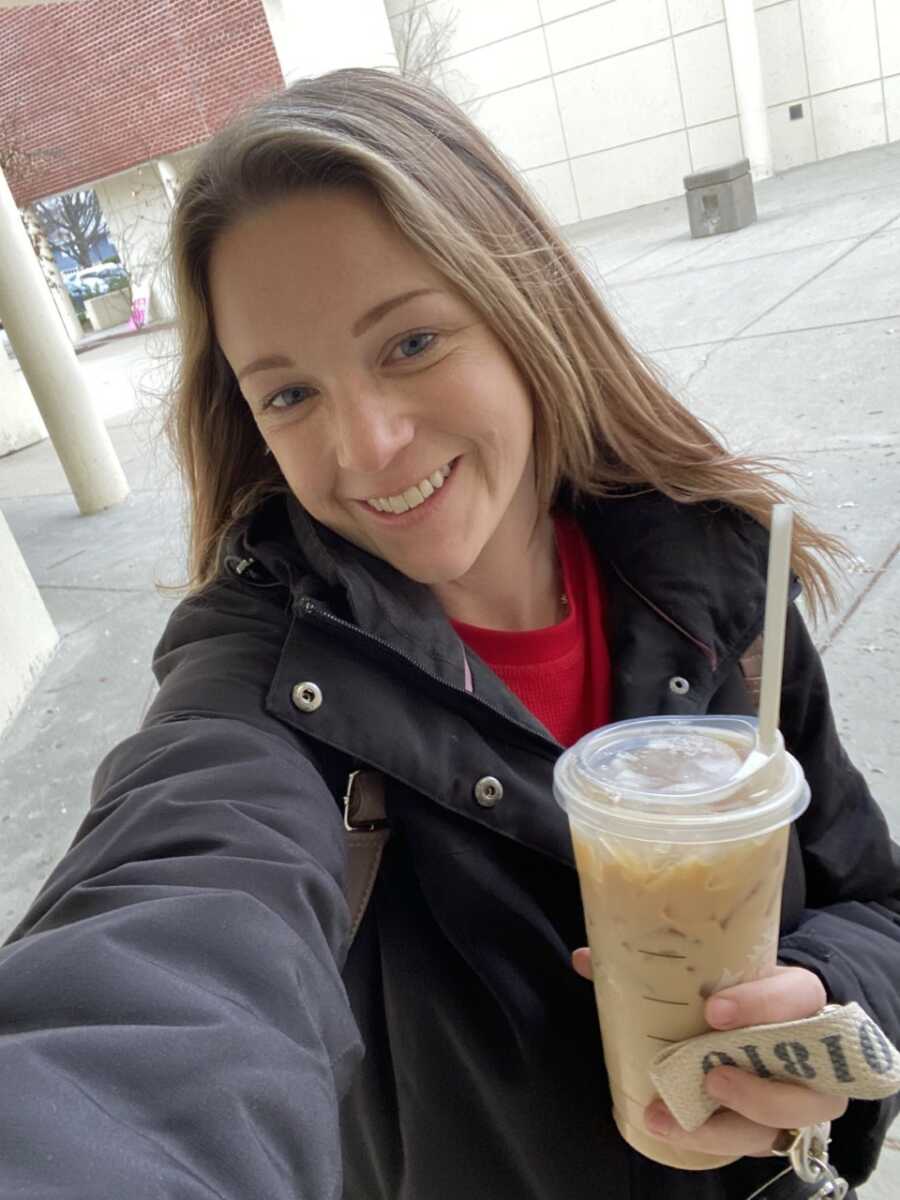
773, 602, 900, 1186
0, 578, 362, 1199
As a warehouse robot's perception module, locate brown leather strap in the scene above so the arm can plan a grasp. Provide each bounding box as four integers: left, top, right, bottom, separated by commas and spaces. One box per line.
739, 634, 764, 710
342, 770, 389, 947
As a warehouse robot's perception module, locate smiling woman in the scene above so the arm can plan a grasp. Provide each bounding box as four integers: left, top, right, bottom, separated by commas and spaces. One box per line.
169, 69, 844, 620
207, 187, 542, 624
3, 66, 899, 1200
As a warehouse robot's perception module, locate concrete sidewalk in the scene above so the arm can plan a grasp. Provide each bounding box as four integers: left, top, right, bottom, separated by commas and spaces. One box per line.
1, 141, 899, 1196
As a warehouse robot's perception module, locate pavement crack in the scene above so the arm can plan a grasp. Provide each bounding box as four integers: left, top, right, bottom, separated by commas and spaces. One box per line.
676, 208, 900, 386
820, 539, 900, 657
47, 549, 88, 570
37, 584, 150, 594
650, 312, 900, 358
736, 210, 900, 341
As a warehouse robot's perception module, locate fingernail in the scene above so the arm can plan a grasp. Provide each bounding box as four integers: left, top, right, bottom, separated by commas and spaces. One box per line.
645, 1105, 673, 1136
707, 997, 738, 1027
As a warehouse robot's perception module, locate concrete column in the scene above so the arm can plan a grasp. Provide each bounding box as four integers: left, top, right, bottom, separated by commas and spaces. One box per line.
723, 0, 774, 181
0, 342, 47, 456
261, 0, 397, 85
0, 508, 58, 737
20, 205, 83, 344
0, 167, 129, 515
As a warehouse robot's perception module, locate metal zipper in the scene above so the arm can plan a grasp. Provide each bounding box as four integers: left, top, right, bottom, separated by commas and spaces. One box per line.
296, 596, 562, 760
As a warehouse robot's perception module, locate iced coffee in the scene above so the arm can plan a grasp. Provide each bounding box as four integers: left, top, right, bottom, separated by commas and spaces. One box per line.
554, 717, 809, 1170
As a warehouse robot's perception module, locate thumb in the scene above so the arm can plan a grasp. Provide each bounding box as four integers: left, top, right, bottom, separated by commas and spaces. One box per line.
572, 947, 593, 980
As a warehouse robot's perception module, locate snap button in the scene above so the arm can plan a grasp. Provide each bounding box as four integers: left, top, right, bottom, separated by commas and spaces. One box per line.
474, 776, 503, 808
668, 676, 691, 696
291, 682, 323, 712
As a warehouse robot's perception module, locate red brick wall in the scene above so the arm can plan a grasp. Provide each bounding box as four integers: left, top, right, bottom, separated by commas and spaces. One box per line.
1, 0, 283, 204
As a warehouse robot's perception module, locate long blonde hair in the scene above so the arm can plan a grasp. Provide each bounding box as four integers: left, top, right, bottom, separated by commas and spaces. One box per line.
167, 67, 847, 619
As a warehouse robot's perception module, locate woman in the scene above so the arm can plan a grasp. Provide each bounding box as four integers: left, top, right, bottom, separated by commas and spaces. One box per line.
1, 69, 898, 1200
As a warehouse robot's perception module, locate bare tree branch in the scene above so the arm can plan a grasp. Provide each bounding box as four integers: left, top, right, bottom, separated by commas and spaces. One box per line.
391, 2, 457, 86
32, 190, 109, 268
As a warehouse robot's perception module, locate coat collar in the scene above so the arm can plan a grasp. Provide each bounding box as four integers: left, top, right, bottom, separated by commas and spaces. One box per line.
236, 486, 789, 689
569, 489, 783, 674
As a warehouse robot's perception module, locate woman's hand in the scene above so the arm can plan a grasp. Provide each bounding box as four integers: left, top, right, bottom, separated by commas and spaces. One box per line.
571, 949, 848, 1158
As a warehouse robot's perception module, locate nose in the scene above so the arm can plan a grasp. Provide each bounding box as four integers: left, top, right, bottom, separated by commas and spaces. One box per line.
332, 382, 415, 475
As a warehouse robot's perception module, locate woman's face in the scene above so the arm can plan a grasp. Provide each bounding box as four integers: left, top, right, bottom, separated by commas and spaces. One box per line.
209, 187, 538, 588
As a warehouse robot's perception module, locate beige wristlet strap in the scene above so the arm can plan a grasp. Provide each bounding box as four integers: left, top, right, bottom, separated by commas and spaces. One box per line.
650, 1002, 900, 1133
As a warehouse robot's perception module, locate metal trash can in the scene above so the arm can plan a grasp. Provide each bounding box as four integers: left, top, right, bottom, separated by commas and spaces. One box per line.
683, 158, 757, 239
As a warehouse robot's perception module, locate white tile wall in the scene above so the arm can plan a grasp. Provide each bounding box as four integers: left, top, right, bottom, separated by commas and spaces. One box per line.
544, 0, 669, 75
800, 0, 881, 95
431, 0, 542, 58
571, 129, 690, 217
687, 116, 744, 171
438, 62, 482, 111
555, 41, 683, 158
438, 62, 477, 109
380, 0, 898, 224
475, 77, 567, 170
668, 0, 724, 37
767, 99, 818, 171
441, 28, 549, 101
674, 22, 736, 126
876, 0, 900, 78
523, 159, 580, 225
539, 0, 605, 23
885, 75, 900, 144
812, 80, 887, 159
756, 0, 809, 107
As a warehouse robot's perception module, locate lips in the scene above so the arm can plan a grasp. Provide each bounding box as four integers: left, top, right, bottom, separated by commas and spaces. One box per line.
356, 457, 460, 522
365, 461, 453, 514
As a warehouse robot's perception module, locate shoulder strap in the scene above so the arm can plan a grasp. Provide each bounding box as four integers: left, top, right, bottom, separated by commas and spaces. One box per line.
738, 634, 765, 710
342, 770, 389, 949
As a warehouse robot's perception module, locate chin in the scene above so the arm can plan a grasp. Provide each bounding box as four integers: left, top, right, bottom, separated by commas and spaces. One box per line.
386, 549, 481, 589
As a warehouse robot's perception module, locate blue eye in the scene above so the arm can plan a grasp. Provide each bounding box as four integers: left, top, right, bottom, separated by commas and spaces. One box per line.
267, 385, 311, 410
394, 332, 436, 360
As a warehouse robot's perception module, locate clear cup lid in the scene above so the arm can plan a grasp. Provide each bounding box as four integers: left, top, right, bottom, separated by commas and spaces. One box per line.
553, 715, 809, 844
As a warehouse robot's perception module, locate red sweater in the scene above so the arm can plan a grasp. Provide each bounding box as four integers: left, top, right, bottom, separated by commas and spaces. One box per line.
451, 514, 612, 747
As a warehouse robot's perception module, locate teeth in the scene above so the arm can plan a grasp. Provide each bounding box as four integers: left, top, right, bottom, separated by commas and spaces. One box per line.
367, 460, 454, 514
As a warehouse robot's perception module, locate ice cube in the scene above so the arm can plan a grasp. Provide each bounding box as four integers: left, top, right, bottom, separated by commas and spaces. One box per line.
598, 733, 743, 795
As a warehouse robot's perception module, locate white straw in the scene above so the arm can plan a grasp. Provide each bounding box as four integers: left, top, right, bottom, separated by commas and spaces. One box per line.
757, 505, 795, 757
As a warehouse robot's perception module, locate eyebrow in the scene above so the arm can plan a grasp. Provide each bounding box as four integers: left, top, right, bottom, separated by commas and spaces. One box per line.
353, 287, 441, 337
235, 287, 442, 383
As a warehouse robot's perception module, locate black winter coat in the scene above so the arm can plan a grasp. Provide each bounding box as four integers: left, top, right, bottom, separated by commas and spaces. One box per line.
2, 490, 899, 1200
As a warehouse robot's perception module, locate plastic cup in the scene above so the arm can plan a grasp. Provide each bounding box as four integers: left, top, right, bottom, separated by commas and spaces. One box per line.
554, 714, 810, 1170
